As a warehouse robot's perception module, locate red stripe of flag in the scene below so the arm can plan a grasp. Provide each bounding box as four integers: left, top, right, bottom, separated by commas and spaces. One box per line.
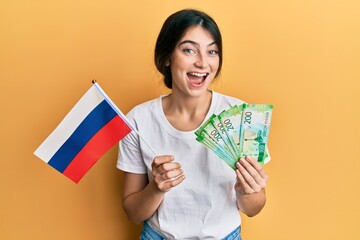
63, 115, 131, 183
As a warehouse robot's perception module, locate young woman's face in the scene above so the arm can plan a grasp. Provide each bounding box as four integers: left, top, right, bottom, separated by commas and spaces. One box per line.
169, 25, 220, 97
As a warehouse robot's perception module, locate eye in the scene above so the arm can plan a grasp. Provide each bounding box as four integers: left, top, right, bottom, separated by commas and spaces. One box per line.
183, 48, 196, 54
208, 50, 219, 55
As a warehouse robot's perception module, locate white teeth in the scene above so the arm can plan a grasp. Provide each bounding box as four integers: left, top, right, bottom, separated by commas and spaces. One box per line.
189, 72, 208, 77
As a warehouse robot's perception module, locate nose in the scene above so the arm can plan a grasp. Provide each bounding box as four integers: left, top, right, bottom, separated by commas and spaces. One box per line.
194, 53, 208, 69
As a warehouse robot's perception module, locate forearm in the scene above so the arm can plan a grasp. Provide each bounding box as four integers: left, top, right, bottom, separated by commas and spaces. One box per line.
237, 188, 266, 217
122, 180, 165, 224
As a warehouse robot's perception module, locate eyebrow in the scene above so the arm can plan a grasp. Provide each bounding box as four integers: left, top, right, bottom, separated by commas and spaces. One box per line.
178, 40, 217, 47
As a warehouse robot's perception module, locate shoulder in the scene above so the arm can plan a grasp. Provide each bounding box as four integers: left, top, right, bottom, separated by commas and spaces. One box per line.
126, 97, 161, 118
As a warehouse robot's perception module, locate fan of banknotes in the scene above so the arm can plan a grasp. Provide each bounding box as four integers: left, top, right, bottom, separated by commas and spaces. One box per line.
195, 104, 273, 170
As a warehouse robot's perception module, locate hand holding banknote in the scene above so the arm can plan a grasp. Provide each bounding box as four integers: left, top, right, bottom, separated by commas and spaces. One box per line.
195, 104, 273, 170
235, 156, 268, 195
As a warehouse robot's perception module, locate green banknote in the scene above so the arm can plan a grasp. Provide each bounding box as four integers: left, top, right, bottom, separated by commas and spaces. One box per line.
195, 115, 237, 168
196, 131, 235, 168
202, 115, 235, 156
218, 105, 244, 159
238, 104, 273, 164
195, 103, 273, 169
210, 114, 239, 160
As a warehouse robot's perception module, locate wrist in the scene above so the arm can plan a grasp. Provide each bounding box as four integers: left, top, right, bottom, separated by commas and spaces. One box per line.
149, 179, 168, 194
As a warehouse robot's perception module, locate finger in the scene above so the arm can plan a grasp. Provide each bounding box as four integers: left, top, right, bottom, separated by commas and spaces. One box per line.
237, 160, 263, 192
235, 168, 253, 194
235, 166, 247, 187
240, 158, 267, 187
165, 174, 186, 188
157, 174, 186, 192
152, 155, 174, 168
159, 162, 182, 173
152, 160, 182, 178
244, 157, 268, 188
245, 156, 268, 180
238, 157, 257, 176
159, 168, 184, 182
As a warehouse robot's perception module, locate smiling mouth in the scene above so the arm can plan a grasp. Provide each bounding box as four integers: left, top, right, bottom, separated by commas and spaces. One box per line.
187, 72, 209, 86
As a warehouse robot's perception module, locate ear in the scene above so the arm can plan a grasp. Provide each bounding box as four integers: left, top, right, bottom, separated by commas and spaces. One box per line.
165, 59, 170, 67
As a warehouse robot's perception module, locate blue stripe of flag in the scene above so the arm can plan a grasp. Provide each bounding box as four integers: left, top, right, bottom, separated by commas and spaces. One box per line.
48, 100, 117, 173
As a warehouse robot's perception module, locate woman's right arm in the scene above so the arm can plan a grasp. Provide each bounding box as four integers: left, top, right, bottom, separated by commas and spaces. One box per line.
122, 155, 185, 224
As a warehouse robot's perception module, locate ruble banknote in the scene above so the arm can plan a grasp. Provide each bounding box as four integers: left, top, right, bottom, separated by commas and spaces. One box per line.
238, 104, 272, 165
195, 104, 273, 169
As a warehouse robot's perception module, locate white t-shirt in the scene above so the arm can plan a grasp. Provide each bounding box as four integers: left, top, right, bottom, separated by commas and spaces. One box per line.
117, 91, 244, 239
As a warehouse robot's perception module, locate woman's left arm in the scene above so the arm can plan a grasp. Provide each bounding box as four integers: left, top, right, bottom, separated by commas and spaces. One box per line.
234, 156, 269, 217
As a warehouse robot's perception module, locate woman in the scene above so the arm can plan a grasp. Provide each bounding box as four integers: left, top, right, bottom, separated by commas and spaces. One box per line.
117, 9, 268, 239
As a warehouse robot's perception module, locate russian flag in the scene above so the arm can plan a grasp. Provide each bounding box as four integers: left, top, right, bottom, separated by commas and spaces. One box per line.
34, 82, 132, 183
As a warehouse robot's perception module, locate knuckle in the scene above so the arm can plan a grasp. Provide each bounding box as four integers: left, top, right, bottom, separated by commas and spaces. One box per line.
245, 189, 254, 195
254, 187, 262, 193
164, 171, 172, 179
159, 164, 166, 171
264, 174, 269, 181
152, 157, 159, 166
248, 178, 256, 186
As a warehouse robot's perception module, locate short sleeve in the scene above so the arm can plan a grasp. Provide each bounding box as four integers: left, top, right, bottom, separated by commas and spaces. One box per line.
117, 125, 147, 174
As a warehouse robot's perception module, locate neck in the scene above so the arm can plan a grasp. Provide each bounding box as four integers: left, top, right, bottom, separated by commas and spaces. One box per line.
167, 90, 212, 114
162, 90, 213, 131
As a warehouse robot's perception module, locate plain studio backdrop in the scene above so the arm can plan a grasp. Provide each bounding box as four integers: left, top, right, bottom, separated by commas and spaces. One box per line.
0, 0, 359, 239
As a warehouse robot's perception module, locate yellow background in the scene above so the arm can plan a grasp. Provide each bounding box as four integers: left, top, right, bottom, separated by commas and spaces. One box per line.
1, 0, 359, 239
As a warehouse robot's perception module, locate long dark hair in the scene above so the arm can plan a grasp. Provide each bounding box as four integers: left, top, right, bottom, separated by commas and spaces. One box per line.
154, 9, 223, 89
